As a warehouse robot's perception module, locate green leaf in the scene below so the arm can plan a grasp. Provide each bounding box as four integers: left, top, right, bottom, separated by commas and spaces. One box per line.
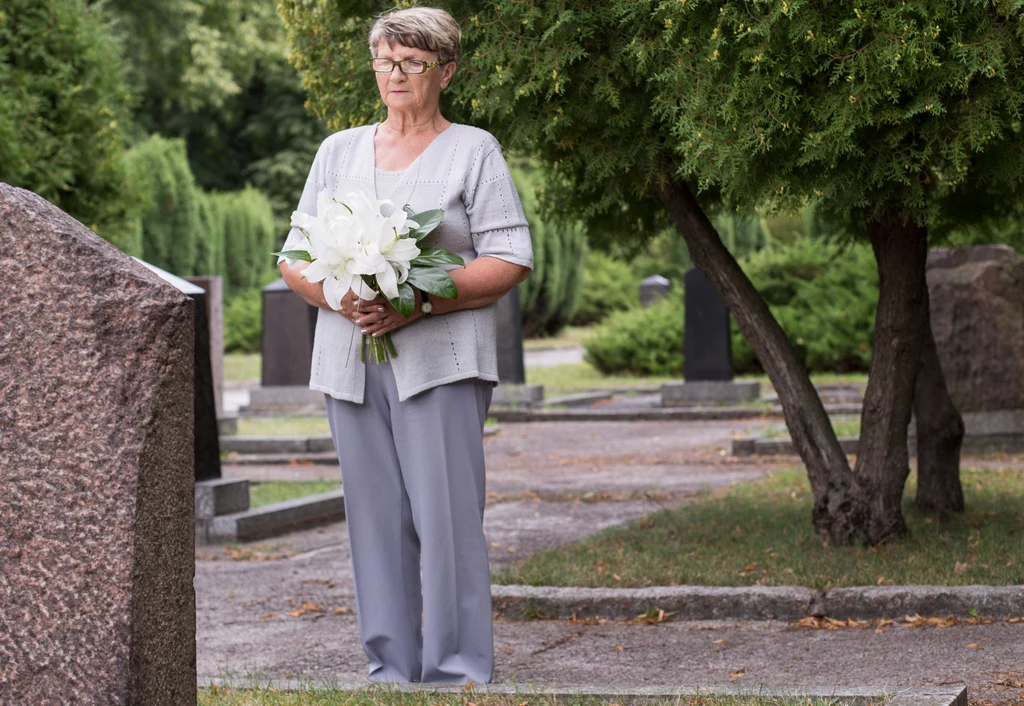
412, 247, 465, 267
408, 209, 444, 241
272, 249, 313, 262
392, 281, 416, 318
407, 266, 458, 299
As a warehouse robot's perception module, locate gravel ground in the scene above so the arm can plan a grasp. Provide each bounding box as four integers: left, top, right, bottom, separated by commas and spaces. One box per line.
199, 419, 1024, 704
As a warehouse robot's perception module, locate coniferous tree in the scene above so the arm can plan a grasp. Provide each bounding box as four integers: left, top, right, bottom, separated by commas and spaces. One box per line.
125, 135, 202, 275
279, 0, 1024, 542
0, 0, 139, 251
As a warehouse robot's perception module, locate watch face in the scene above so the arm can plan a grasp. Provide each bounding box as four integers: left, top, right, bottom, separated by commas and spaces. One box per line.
421, 301, 433, 314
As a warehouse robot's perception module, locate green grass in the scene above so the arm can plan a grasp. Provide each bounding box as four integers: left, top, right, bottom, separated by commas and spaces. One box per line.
225, 352, 261, 382
523, 325, 597, 351
199, 685, 855, 706
249, 481, 341, 508
493, 466, 1024, 590
761, 416, 861, 440
234, 416, 332, 437
526, 362, 677, 397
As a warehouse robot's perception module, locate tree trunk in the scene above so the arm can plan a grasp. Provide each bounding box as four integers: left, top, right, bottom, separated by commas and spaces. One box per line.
654, 177, 868, 544
855, 211, 929, 544
913, 290, 965, 513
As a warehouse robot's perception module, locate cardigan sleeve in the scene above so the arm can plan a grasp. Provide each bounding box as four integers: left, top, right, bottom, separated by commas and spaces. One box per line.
276, 136, 332, 264
463, 139, 534, 269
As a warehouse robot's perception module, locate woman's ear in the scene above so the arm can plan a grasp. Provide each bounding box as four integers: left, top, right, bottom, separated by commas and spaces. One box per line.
441, 61, 457, 89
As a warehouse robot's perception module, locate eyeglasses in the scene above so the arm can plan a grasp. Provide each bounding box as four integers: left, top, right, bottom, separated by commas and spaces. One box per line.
370, 58, 444, 75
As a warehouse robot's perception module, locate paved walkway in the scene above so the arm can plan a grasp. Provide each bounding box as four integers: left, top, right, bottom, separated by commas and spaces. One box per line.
198, 419, 1024, 704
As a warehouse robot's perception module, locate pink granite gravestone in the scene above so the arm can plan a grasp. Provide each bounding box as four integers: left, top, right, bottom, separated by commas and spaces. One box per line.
0, 184, 197, 703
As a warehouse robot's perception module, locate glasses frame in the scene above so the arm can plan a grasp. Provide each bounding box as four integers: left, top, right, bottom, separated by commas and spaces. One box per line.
370, 58, 445, 75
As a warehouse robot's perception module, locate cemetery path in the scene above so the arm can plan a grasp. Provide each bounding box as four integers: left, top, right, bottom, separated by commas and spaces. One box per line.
198, 419, 1024, 703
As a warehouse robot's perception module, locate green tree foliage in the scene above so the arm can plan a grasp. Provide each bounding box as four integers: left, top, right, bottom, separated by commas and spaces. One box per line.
584, 293, 683, 377
125, 135, 202, 275
571, 251, 641, 326
223, 286, 263, 353
0, 0, 139, 250
733, 240, 878, 375
279, 0, 1024, 543
212, 187, 277, 294
102, 0, 326, 231
195, 190, 227, 277
512, 162, 586, 337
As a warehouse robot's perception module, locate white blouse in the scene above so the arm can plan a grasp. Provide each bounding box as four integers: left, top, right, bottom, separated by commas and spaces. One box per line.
279, 123, 534, 403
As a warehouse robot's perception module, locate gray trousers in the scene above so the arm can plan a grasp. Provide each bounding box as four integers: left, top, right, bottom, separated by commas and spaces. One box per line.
324, 362, 494, 684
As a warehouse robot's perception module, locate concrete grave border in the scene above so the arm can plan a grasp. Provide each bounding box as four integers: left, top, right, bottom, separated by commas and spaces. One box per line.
490, 585, 1024, 622
198, 677, 966, 706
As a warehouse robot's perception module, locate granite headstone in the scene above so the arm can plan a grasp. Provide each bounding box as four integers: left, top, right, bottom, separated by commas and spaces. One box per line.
139, 261, 221, 481
496, 284, 526, 384
684, 267, 733, 381
927, 245, 1024, 413
186, 275, 224, 418
640, 274, 671, 307
261, 277, 318, 387
0, 184, 197, 704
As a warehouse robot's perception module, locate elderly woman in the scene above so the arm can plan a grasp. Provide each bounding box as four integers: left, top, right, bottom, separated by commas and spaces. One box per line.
278, 7, 532, 685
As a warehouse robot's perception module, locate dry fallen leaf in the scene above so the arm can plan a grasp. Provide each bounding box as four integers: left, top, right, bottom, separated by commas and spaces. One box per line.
713, 638, 729, 644
966, 643, 980, 649
877, 575, 885, 585
954, 561, 969, 574
729, 667, 746, 678
260, 613, 276, 621
614, 645, 625, 652
333, 607, 353, 615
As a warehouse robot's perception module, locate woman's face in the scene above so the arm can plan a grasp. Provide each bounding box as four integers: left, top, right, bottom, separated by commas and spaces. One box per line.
373, 41, 456, 116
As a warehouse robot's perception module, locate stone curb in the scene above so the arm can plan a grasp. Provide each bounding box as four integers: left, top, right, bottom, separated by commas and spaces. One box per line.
732, 434, 1024, 456
222, 424, 501, 457
197, 678, 966, 706
490, 585, 1024, 622
196, 490, 345, 544
221, 425, 501, 457
490, 404, 862, 423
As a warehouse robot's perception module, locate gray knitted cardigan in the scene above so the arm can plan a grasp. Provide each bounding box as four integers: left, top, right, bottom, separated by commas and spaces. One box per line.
279, 123, 534, 403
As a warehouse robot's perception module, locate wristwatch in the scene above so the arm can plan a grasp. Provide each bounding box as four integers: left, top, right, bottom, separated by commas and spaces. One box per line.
420, 289, 433, 315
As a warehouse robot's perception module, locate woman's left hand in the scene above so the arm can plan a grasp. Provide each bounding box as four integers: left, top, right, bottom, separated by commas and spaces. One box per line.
349, 292, 421, 337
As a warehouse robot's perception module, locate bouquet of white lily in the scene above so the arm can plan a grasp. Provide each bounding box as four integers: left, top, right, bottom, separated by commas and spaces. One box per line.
275, 189, 464, 363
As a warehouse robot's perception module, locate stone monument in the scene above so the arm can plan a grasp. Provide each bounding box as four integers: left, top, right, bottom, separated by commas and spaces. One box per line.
0, 184, 197, 703
662, 267, 760, 406
186, 275, 224, 418
640, 274, 671, 307
492, 284, 543, 408
139, 260, 221, 481
246, 277, 324, 414
927, 245, 1024, 448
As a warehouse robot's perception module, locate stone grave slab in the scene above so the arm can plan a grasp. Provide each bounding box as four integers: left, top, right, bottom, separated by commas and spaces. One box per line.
0, 184, 196, 704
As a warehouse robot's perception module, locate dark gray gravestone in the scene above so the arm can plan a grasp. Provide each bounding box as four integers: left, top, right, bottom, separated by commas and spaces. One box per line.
496, 285, 526, 384
261, 278, 318, 387
640, 275, 671, 307
684, 267, 733, 382
136, 260, 222, 481
0, 184, 196, 703
186, 275, 224, 418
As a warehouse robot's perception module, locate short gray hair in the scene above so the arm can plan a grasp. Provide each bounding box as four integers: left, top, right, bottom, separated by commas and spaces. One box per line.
368, 7, 462, 66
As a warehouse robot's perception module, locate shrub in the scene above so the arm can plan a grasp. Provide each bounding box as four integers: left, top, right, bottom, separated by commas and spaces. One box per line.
512, 162, 586, 338
572, 250, 642, 326
0, 0, 140, 251
223, 287, 263, 353
195, 190, 227, 277
583, 292, 683, 376
125, 135, 202, 275
732, 239, 878, 374
214, 186, 277, 295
